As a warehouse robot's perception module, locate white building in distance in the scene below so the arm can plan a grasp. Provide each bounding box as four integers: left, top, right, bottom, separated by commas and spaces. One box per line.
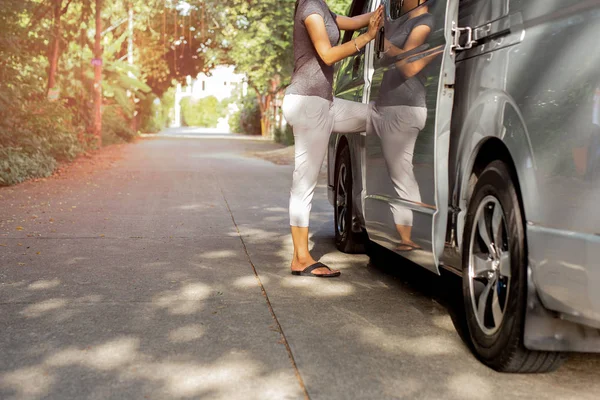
172, 65, 247, 129
192, 65, 246, 101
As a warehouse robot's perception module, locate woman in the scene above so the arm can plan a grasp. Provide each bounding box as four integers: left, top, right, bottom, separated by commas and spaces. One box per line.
282, 0, 383, 277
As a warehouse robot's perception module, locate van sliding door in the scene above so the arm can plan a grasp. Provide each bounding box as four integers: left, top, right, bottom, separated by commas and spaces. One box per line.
364, 0, 457, 273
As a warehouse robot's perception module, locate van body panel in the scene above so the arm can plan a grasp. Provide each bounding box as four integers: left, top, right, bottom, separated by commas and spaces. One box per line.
510, 0, 600, 325
328, 0, 600, 348
452, 0, 600, 326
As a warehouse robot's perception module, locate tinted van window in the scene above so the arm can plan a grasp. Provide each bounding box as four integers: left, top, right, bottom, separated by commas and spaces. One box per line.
390, 0, 428, 20
342, 0, 371, 43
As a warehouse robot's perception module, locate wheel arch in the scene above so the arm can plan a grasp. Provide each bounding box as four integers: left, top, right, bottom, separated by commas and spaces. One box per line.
470, 138, 524, 209
453, 93, 538, 253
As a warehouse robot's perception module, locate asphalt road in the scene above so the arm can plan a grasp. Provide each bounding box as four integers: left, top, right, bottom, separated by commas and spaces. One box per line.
1, 131, 599, 400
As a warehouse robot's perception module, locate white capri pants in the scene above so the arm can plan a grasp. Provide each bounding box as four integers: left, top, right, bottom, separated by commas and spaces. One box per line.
282, 94, 369, 227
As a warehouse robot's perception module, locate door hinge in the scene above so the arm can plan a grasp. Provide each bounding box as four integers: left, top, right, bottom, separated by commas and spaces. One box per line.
451, 22, 477, 52
449, 205, 461, 215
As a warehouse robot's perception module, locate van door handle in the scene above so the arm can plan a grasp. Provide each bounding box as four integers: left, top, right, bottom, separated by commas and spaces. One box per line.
456, 12, 524, 58
473, 12, 523, 42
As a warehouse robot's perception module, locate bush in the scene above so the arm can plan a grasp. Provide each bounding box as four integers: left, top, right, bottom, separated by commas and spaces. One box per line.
181, 96, 227, 127
228, 111, 242, 134
102, 105, 137, 144
0, 98, 87, 186
0, 147, 57, 186
229, 94, 261, 135
138, 94, 167, 133
274, 124, 294, 146
0, 100, 85, 162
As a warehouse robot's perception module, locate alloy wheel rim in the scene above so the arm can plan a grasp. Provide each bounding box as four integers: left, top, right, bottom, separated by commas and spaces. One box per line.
468, 195, 511, 336
336, 163, 348, 236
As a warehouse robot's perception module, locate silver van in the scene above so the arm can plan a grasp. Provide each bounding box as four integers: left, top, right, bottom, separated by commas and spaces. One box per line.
328, 0, 600, 372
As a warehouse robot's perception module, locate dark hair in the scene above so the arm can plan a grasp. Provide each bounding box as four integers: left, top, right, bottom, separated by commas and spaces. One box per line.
294, 0, 299, 17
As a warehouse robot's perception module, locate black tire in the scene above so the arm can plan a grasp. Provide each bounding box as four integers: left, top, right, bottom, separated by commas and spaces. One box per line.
462, 160, 565, 373
334, 145, 365, 254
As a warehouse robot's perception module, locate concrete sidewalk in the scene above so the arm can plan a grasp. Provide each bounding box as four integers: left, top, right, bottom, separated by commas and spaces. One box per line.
1, 135, 599, 400
0, 138, 302, 399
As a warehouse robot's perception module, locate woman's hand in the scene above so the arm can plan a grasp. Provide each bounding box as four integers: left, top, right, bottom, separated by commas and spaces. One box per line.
367, 5, 384, 40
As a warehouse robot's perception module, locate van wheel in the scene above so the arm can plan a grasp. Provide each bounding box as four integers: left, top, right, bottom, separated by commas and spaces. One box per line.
334, 145, 365, 254
462, 160, 564, 373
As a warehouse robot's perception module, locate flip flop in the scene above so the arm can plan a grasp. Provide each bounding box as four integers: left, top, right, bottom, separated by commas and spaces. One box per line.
291, 262, 341, 278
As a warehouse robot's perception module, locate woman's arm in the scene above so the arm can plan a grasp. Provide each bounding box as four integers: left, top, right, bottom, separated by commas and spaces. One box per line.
335, 5, 382, 31
395, 47, 443, 77
392, 25, 440, 77
386, 25, 431, 58
305, 6, 383, 66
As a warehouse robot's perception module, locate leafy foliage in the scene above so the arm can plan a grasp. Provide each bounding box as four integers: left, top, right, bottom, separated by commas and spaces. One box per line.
102, 105, 136, 144
181, 96, 228, 127
0, 0, 352, 185
0, 147, 57, 186
327, 0, 354, 15
138, 94, 168, 133
134, 0, 226, 97
228, 93, 261, 135
218, 0, 294, 94
273, 124, 294, 146
214, 0, 352, 135
0, 0, 231, 185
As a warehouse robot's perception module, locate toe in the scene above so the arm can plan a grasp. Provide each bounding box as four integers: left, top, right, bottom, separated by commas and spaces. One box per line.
312, 267, 339, 276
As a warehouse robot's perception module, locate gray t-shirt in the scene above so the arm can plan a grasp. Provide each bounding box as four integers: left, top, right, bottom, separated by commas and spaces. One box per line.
378, 13, 435, 108
286, 0, 339, 101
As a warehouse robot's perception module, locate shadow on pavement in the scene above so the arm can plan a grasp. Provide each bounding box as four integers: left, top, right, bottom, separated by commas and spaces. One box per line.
1, 136, 599, 400
366, 241, 473, 353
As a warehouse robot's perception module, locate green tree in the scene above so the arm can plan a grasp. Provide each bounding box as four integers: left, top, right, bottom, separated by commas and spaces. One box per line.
327, 0, 353, 15
1, 0, 221, 184
215, 0, 353, 136
229, 92, 261, 135
0, 0, 353, 185
132, 0, 227, 97
215, 0, 294, 136
181, 95, 227, 127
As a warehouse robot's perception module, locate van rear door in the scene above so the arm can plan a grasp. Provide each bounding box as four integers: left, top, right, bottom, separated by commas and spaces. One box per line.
363, 0, 458, 273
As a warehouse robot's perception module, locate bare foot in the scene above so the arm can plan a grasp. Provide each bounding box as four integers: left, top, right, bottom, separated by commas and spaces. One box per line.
397, 241, 422, 252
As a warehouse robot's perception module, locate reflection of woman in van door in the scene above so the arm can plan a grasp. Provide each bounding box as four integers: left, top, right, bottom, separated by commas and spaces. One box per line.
371, 0, 440, 251
282, 1, 382, 277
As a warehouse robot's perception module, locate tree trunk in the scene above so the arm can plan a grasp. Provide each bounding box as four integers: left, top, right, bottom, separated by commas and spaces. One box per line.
162, 0, 166, 49
173, 9, 177, 74
93, 0, 103, 147
252, 87, 271, 137
201, 2, 205, 39
46, 0, 62, 99
258, 93, 272, 137
128, 2, 136, 132
77, 24, 86, 139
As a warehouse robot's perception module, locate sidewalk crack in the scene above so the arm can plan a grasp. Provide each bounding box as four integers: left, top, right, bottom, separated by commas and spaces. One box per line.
217, 182, 310, 400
